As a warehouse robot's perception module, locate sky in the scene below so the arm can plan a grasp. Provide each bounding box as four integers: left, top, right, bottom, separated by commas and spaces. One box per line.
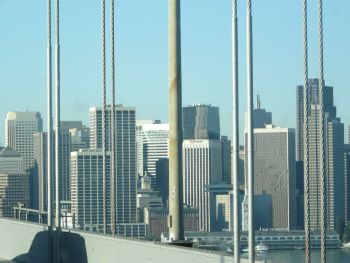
0, 0, 349, 145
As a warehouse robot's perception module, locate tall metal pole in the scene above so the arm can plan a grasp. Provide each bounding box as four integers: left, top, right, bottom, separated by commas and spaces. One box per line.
101, 0, 107, 235
55, 0, 61, 263
47, 0, 53, 262
54, 0, 61, 229
232, 0, 240, 262
110, 0, 117, 236
54, 0, 61, 261
318, 0, 327, 262
246, 0, 255, 262
168, 0, 184, 242
302, 0, 311, 262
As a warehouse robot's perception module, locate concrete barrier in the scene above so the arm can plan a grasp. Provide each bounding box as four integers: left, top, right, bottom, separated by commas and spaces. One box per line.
0, 219, 259, 263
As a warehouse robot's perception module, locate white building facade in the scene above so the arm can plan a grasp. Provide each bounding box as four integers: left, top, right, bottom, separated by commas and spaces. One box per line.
89, 105, 137, 224
183, 139, 222, 232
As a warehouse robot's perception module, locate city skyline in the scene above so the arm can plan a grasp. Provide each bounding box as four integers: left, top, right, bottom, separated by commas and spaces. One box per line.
1, 1, 350, 146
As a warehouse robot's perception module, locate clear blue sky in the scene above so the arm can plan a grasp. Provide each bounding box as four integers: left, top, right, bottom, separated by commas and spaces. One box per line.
0, 0, 349, 145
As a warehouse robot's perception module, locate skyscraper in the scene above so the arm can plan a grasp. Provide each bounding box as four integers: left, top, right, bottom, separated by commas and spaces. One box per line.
296, 79, 345, 230
183, 104, 220, 140
33, 131, 71, 211
136, 120, 161, 177
69, 127, 90, 151
221, 136, 232, 184
89, 105, 136, 224
296, 79, 336, 161
183, 139, 222, 231
70, 149, 111, 231
244, 95, 272, 129
60, 121, 90, 151
5, 111, 43, 171
344, 144, 350, 222
245, 125, 297, 230
155, 158, 169, 206
138, 122, 169, 177
308, 105, 344, 230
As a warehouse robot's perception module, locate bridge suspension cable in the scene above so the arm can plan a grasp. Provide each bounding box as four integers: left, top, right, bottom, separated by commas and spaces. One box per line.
101, 0, 107, 235
110, 0, 117, 236
302, 0, 311, 262
318, 0, 327, 262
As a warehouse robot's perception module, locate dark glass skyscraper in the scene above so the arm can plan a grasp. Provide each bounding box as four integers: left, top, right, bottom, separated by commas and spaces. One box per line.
296, 78, 336, 161
296, 78, 345, 230
183, 104, 220, 140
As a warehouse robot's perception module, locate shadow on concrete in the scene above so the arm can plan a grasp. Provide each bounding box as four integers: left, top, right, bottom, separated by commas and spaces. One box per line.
13, 230, 88, 263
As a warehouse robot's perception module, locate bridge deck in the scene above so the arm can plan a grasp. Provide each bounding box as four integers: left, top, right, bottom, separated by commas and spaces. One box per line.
0, 218, 261, 263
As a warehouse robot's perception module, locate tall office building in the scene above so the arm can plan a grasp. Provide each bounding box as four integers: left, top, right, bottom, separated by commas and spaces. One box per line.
71, 149, 145, 237
138, 122, 169, 177
69, 127, 90, 151
242, 194, 273, 231
136, 120, 161, 177
348, 125, 350, 144
296, 79, 345, 230
344, 144, 350, 222
308, 106, 344, 230
33, 131, 71, 211
221, 136, 231, 184
155, 158, 169, 206
5, 111, 43, 171
296, 79, 336, 161
183, 139, 222, 231
0, 147, 29, 218
70, 149, 111, 231
183, 104, 220, 140
245, 125, 297, 230
60, 121, 90, 151
244, 95, 272, 129
89, 105, 136, 224
295, 160, 304, 228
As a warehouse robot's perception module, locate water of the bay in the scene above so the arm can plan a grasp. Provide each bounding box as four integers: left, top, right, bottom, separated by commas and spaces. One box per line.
251, 249, 350, 263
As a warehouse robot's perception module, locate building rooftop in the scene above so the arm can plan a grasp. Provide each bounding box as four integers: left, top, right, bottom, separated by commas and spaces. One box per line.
0, 146, 21, 158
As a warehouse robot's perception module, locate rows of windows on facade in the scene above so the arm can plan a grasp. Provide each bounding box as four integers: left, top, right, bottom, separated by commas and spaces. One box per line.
0, 78, 349, 240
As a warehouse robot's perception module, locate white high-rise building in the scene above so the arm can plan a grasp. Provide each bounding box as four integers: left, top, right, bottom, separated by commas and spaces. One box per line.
5, 111, 43, 171
89, 105, 136, 224
70, 149, 111, 231
136, 120, 161, 177
183, 139, 222, 231
139, 122, 169, 177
